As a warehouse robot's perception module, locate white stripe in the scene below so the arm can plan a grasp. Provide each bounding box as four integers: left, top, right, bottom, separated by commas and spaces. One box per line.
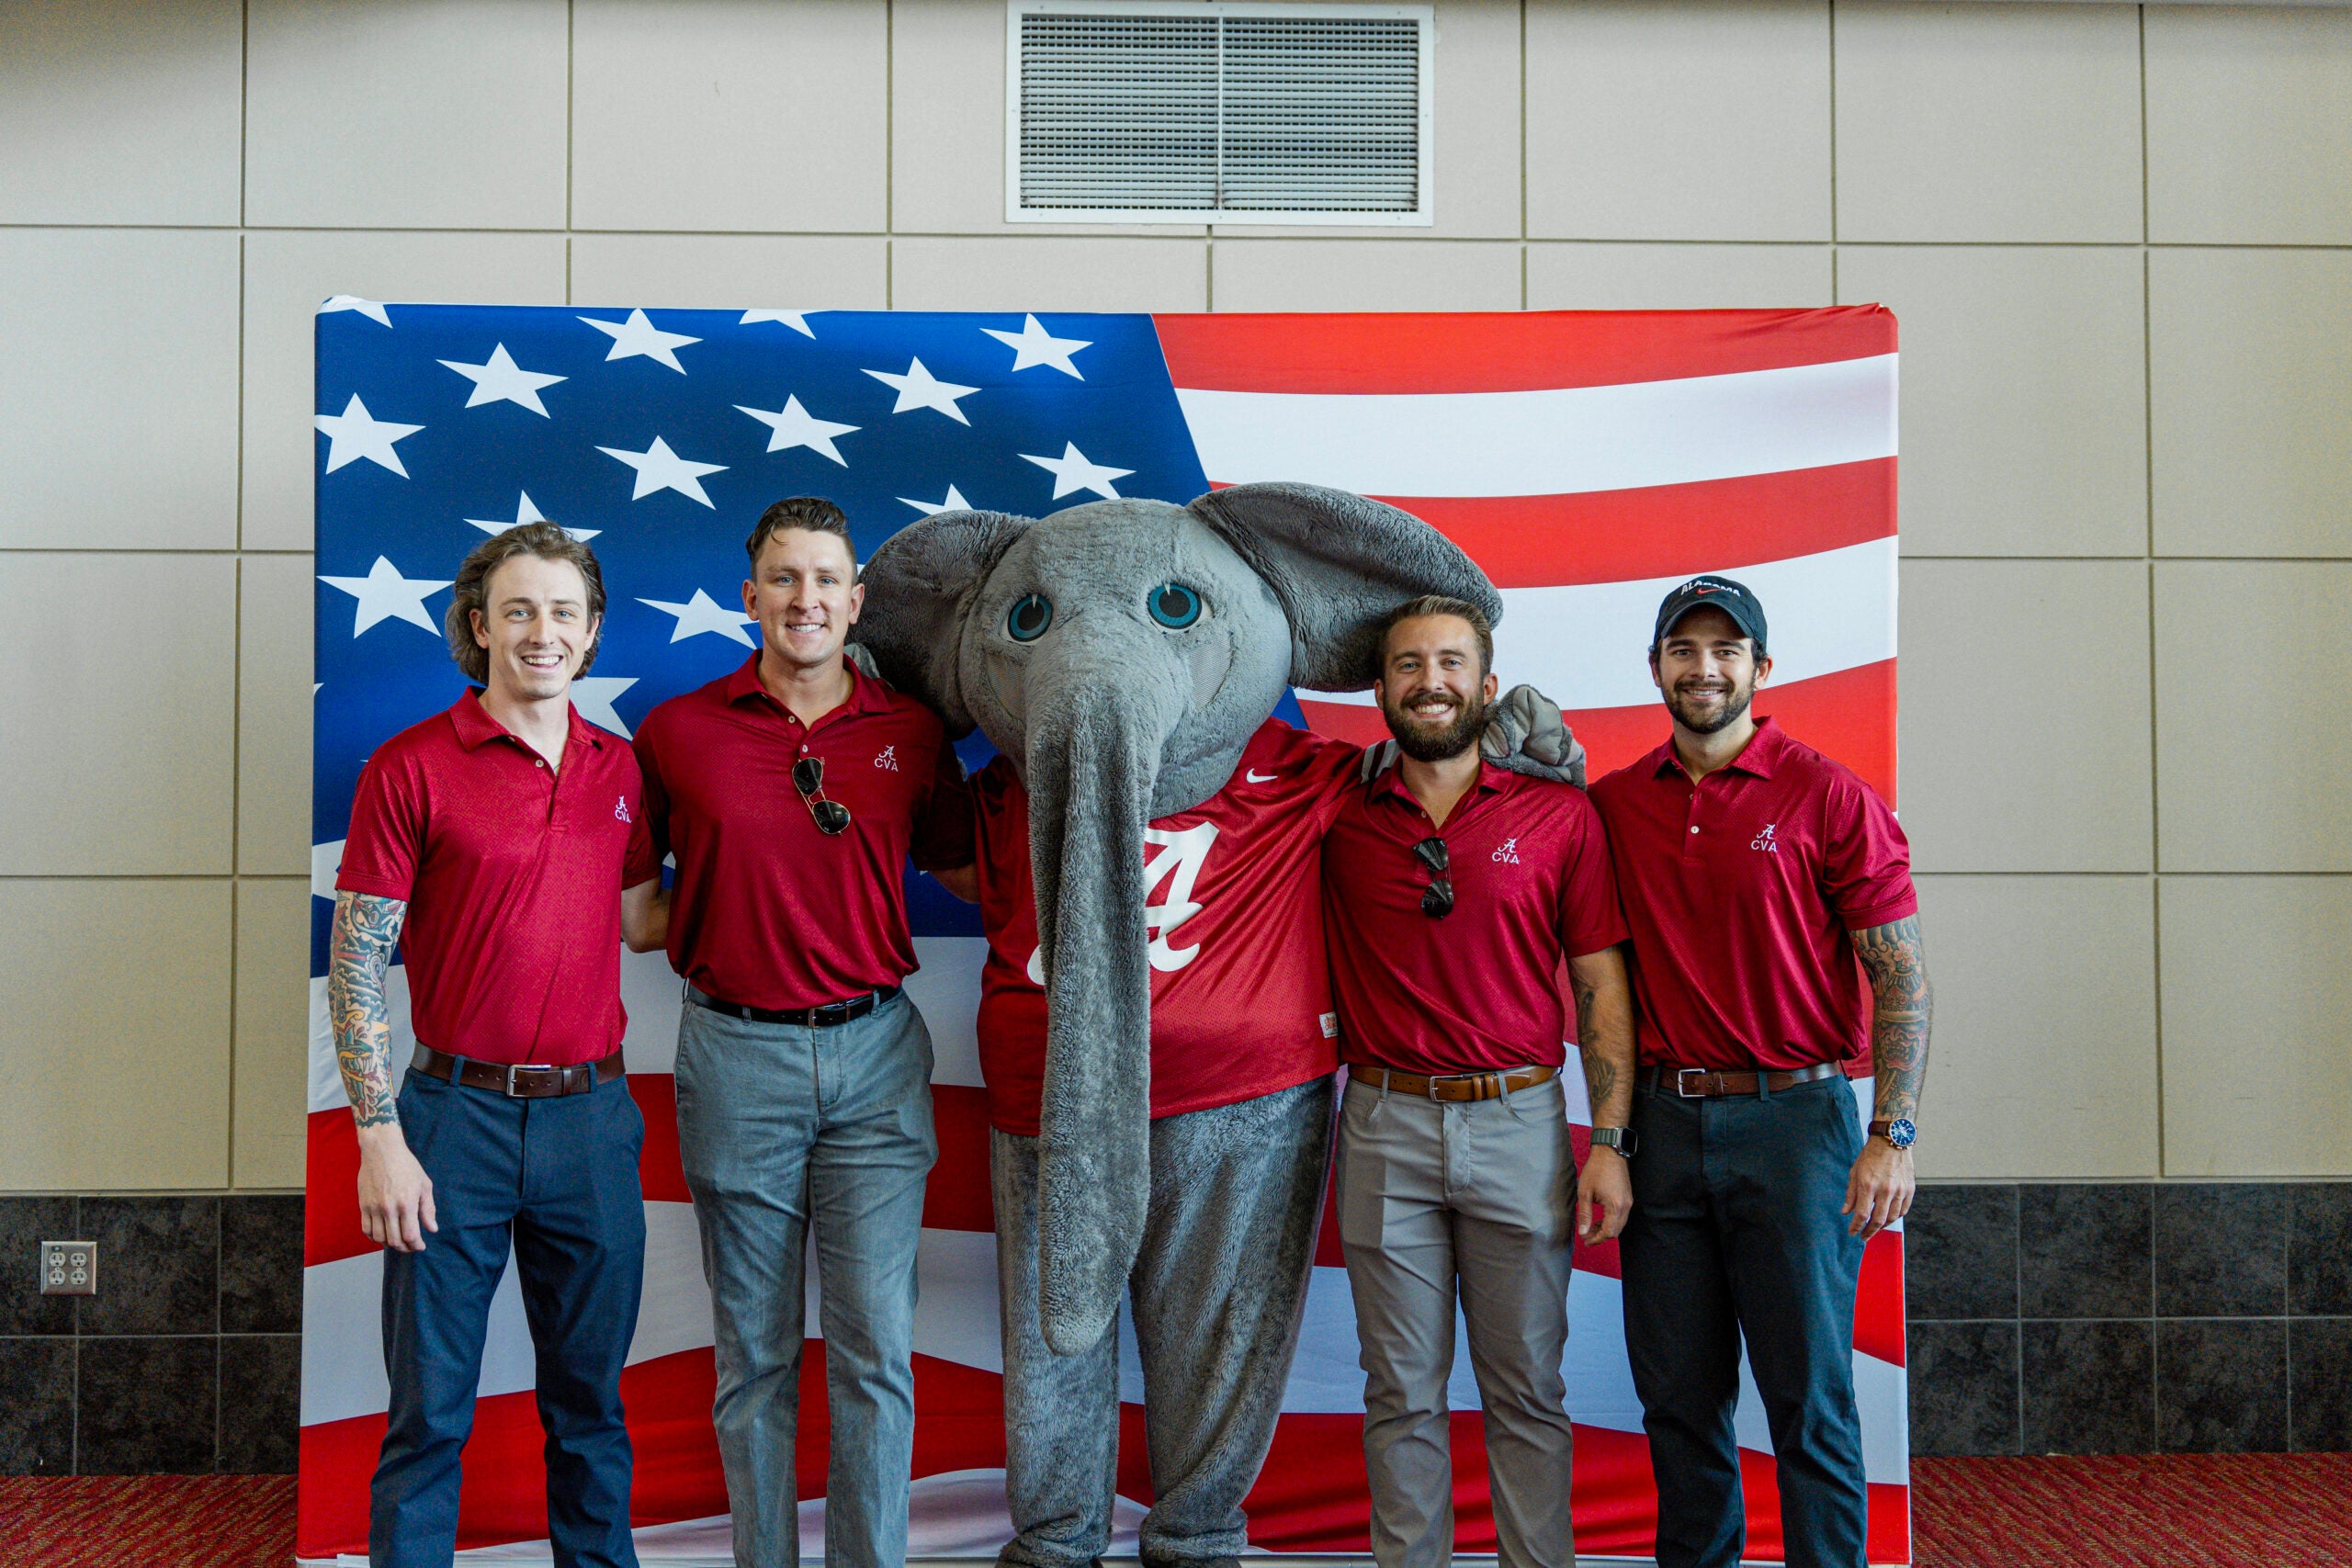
1176, 354, 1897, 498
1304, 536, 1897, 713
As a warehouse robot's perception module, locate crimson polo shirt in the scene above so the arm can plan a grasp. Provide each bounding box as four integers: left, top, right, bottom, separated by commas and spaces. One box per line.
633, 656, 974, 1011
335, 690, 659, 1066
1587, 717, 1917, 1077
968, 718, 1359, 1137
1321, 762, 1628, 1077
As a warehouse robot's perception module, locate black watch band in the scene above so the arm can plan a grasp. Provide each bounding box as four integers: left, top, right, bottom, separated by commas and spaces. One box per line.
1590, 1125, 1637, 1157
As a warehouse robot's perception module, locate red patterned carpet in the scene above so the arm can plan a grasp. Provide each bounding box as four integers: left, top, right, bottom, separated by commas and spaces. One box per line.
4, 1459, 2350, 1565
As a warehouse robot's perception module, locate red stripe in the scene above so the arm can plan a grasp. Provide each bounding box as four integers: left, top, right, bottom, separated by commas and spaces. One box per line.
926, 1083, 998, 1232
1375, 460, 1894, 589
1856, 1227, 1907, 1369
629, 1074, 690, 1203
1298, 659, 1900, 809
1153, 308, 1896, 395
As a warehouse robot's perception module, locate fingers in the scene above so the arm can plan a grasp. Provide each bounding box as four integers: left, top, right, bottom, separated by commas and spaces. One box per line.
1575, 1186, 1597, 1246
393, 1190, 426, 1252
1603, 1191, 1632, 1242
420, 1180, 439, 1235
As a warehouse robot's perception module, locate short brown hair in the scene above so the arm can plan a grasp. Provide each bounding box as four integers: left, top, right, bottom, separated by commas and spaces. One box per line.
745, 496, 855, 574
1377, 594, 1493, 676
444, 523, 606, 683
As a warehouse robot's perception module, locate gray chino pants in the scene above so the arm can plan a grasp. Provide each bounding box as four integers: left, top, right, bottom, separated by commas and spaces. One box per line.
673, 988, 939, 1568
989, 1076, 1336, 1568
1334, 1071, 1579, 1568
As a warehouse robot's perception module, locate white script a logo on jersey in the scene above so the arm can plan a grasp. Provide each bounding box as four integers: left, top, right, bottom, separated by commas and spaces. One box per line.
614, 795, 632, 824
1491, 836, 1521, 864
1023, 820, 1222, 985
874, 744, 899, 771
1751, 822, 1779, 852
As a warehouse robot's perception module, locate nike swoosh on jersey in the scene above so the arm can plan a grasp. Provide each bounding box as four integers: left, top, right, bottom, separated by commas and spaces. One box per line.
1245, 769, 1277, 783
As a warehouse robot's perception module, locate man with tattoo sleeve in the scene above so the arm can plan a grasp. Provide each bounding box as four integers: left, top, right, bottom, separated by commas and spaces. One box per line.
1318, 599, 1635, 1568
1588, 579, 1930, 1568
332, 524, 662, 1568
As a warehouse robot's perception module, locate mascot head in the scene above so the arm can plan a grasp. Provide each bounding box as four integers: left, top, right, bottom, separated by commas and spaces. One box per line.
857, 483, 1499, 1354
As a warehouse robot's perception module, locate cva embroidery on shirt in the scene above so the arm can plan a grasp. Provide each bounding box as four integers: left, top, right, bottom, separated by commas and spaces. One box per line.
1750, 822, 1779, 852
1491, 836, 1522, 864
614, 795, 632, 824
874, 744, 900, 771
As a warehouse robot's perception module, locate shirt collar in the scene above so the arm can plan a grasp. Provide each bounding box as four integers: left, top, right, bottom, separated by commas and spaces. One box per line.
448, 688, 604, 752
1370, 755, 1510, 810
723, 653, 890, 720
1648, 716, 1782, 782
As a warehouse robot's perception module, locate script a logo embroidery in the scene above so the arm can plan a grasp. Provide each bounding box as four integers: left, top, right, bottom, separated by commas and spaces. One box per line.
614, 795, 632, 824
1750, 822, 1779, 852
1023, 820, 1221, 984
874, 744, 899, 771
1491, 836, 1521, 864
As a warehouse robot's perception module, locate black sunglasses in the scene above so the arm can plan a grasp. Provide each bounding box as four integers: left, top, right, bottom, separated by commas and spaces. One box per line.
1414, 836, 1453, 918
792, 757, 852, 836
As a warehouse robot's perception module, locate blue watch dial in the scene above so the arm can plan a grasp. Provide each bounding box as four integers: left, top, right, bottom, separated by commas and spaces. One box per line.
1885, 1117, 1917, 1149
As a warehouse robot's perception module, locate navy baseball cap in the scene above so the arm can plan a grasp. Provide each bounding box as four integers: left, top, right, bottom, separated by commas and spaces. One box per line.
1652, 575, 1767, 654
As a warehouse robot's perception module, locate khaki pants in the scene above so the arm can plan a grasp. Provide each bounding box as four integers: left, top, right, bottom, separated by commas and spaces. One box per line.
1334, 1071, 1578, 1568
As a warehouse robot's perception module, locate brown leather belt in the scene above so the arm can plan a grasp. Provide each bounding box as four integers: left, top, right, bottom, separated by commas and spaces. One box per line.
1353, 1063, 1558, 1102
411, 1044, 626, 1099
1640, 1061, 1845, 1099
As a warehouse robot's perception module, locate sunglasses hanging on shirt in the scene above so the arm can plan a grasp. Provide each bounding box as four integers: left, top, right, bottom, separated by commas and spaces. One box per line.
1414, 835, 1453, 918
792, 757, 852, 836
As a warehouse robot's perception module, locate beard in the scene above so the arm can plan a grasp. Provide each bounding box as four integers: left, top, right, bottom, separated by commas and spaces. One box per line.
1384, 685, 1490, 762
1664, 673, 1755, 735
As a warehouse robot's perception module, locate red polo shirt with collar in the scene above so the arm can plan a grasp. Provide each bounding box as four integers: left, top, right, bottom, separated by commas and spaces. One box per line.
1321, 761, 1627, 1077
633, 655, 973, 1011
1587, 716, 1916, 1076
335, 690, 659, 1066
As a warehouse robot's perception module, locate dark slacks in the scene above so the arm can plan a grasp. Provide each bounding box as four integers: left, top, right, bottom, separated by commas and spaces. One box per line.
1619, 1071, 1868, 1568
370, 1064, 648, 1568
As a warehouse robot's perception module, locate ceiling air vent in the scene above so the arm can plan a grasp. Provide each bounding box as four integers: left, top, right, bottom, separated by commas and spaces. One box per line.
1008, 2, 1435, 225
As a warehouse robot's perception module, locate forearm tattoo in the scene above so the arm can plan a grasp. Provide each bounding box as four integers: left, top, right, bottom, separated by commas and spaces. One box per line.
330, 891, 408, 1129
1852, 915, 1932, 1124
1573, 974, 1616, 1108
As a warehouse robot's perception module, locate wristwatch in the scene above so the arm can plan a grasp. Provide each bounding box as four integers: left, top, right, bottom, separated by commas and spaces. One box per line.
1868, 1118, 1917, 1150
1589, 1126, 1638, 1157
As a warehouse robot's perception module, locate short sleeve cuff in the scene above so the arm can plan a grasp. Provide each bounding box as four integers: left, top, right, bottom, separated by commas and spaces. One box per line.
1842, 892, 1918, 931
334, 871, 414, 902
1567, 920, 1631, 960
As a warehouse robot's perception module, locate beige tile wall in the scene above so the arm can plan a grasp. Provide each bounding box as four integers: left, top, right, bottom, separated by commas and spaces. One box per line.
3, 0, 2346, 1189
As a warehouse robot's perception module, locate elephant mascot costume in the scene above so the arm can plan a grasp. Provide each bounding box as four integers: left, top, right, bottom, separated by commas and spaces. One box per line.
854, 482, 1577, 1568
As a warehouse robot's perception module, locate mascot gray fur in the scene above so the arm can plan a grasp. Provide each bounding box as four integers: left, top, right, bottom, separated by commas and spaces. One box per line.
855, 482, 1578, 1567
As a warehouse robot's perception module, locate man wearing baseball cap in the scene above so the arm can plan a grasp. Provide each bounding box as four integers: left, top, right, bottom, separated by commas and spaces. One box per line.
1587, 577, 1931, 1568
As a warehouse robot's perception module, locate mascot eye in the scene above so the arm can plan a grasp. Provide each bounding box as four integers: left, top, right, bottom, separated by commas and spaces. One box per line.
1147, 582, 1203, 629
1006, 593, 1054, 642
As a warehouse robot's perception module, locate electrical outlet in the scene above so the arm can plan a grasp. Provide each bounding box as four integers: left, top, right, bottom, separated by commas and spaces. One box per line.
40, 1240, 96, 1296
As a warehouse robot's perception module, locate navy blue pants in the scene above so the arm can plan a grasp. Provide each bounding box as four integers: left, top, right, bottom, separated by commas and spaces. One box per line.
370, 1064, 647, 1568
1619, 1071, 1869, 1568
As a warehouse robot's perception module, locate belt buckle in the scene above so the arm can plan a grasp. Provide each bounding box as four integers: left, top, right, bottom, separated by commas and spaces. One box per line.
1676, 1068, 1708, 1099
503, 1063, 526, 1097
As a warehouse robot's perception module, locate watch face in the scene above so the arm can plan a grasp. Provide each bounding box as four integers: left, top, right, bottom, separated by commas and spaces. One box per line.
1887, 1118, 1917, 1149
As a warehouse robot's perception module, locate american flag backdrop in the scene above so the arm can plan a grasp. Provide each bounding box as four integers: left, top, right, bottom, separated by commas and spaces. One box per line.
300, 304, 1907, 1564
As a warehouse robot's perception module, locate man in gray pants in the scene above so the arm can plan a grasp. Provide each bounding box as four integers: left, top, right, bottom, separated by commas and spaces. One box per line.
631, 498, 972, 1568
1321, 598, 1640, 1568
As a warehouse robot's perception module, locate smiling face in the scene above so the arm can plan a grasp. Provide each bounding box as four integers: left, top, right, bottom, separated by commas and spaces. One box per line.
1651, 604, 1772, 735
958, 501, 1292, 813
470, 553, 598, 704
744, 526, 864, 675
1375, 612, 1500, 761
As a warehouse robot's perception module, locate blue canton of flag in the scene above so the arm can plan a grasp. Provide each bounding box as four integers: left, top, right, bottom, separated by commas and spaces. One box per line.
311, 303, 1238, 974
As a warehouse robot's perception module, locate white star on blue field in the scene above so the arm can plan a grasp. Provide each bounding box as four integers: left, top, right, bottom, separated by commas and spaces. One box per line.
311, 302, 1233, 968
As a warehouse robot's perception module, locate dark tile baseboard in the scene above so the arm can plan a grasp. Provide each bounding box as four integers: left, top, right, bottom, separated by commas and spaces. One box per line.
1907, 1180, 2352, 1457
0, 1193, 303, 1475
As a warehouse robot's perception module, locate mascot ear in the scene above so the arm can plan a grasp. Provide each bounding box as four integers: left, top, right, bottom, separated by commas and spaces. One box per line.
854, 510, 1033, 736
1187, 482, 1501, 692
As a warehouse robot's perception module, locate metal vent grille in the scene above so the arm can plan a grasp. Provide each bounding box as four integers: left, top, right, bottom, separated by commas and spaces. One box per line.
1010, 3, 1433, 224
